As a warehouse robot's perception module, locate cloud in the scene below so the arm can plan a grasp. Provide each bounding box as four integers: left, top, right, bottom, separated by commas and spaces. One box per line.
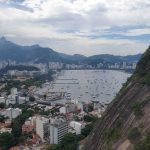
0, 0, 149, 55
120, 28, 150, 36
0, 0, 33, 12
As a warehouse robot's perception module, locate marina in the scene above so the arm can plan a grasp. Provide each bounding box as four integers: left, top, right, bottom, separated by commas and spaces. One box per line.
34, 70, 131, 105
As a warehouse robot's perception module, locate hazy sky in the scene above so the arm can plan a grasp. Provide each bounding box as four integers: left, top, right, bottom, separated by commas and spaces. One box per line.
0, 0, 150, 56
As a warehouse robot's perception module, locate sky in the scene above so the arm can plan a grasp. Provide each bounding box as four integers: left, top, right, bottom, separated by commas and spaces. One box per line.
0, 0, 150, 56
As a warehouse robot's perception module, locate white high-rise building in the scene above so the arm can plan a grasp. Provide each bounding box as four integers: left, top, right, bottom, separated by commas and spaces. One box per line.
122, 62, 127, 69
36, 116, 50, 142
11, 87, 18, 95
50, 118, 68, 144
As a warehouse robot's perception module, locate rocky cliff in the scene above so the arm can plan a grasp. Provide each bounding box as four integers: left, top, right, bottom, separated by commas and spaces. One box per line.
84, 46, 150, 150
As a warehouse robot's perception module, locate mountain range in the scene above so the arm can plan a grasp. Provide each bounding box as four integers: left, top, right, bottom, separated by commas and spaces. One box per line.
0, 37, 142, 65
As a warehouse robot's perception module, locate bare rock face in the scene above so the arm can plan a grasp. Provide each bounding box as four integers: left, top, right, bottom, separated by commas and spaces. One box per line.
84, 46, 150, 150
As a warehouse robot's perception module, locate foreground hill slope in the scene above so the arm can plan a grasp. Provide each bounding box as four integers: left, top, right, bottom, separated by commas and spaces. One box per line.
84, 46, 150, 150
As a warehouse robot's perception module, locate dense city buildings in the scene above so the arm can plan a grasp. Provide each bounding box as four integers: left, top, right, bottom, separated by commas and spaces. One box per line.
0, 60, 134, 149
0, 60, 137, 71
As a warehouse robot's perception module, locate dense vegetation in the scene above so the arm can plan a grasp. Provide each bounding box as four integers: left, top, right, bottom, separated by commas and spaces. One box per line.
0, 70, 54, 94
132, 102, 143, 117
128, 128, 150, 150
0, 132, 16, 150
103, 119, 122, 144
0, 65, 39, 73
0, 103, 5, 109
136, 46, 150, 76
135, 132, 150, 150
29, 96, 35, 102
11, 108, 34, 138
83, 114, 98, 122
135, 46, 150, 85
128, 127, 141, 143
0, 106, 34, 150
46, 133, 77, 150
46, 133, 82, 150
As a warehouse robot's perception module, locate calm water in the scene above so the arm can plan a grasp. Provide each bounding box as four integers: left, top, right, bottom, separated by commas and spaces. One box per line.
50, 70, 131, 104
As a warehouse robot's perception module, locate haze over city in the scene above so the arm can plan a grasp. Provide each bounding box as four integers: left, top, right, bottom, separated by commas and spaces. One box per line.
0, 0, 150, 56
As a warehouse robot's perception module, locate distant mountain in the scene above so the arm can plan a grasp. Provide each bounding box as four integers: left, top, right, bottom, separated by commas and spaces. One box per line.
87, 54, 142, 66
121, 54, 142, 62
0, 37, 62, 63
0, 37, 142, 65
59, 53, 87, 64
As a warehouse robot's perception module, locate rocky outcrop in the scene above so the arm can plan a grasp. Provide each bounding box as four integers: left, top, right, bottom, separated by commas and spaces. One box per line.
84, 46, 150, 150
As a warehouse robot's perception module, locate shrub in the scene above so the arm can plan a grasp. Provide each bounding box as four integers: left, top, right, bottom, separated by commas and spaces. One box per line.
0, 132, 16, 150
84, 115, 98, 122
0, 103, 5, 109
141, 74, 150, 85
132, 102, 143, 117
103, 128, 121, 143
135, 132, 150, 150
128, 127, 141, 143
60, 133, 77, 150
29, 96, 35, 102
81, 123, 93, 137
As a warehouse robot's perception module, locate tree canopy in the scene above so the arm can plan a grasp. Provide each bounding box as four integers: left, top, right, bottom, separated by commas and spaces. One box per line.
0, 132, 16, 150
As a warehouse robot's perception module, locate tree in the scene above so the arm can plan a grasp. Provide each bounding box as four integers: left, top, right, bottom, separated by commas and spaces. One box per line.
11, 121, 22, 137
132, 102, 143, 117
0, 115, 5, 122
46, 145, 60, 150
84, 115, 98, 122
128, 127, 141, 143
44, 94, 47, 100
40, 110, 51, 116
61, 133, 78, 150
0, 103, 5, 109
76, 134, 85, 141
135, 132, 150, 150
11, 109, 34, 139
29, 96, 35, 102
81, 123, 93, 137
0, 132, 16, 150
